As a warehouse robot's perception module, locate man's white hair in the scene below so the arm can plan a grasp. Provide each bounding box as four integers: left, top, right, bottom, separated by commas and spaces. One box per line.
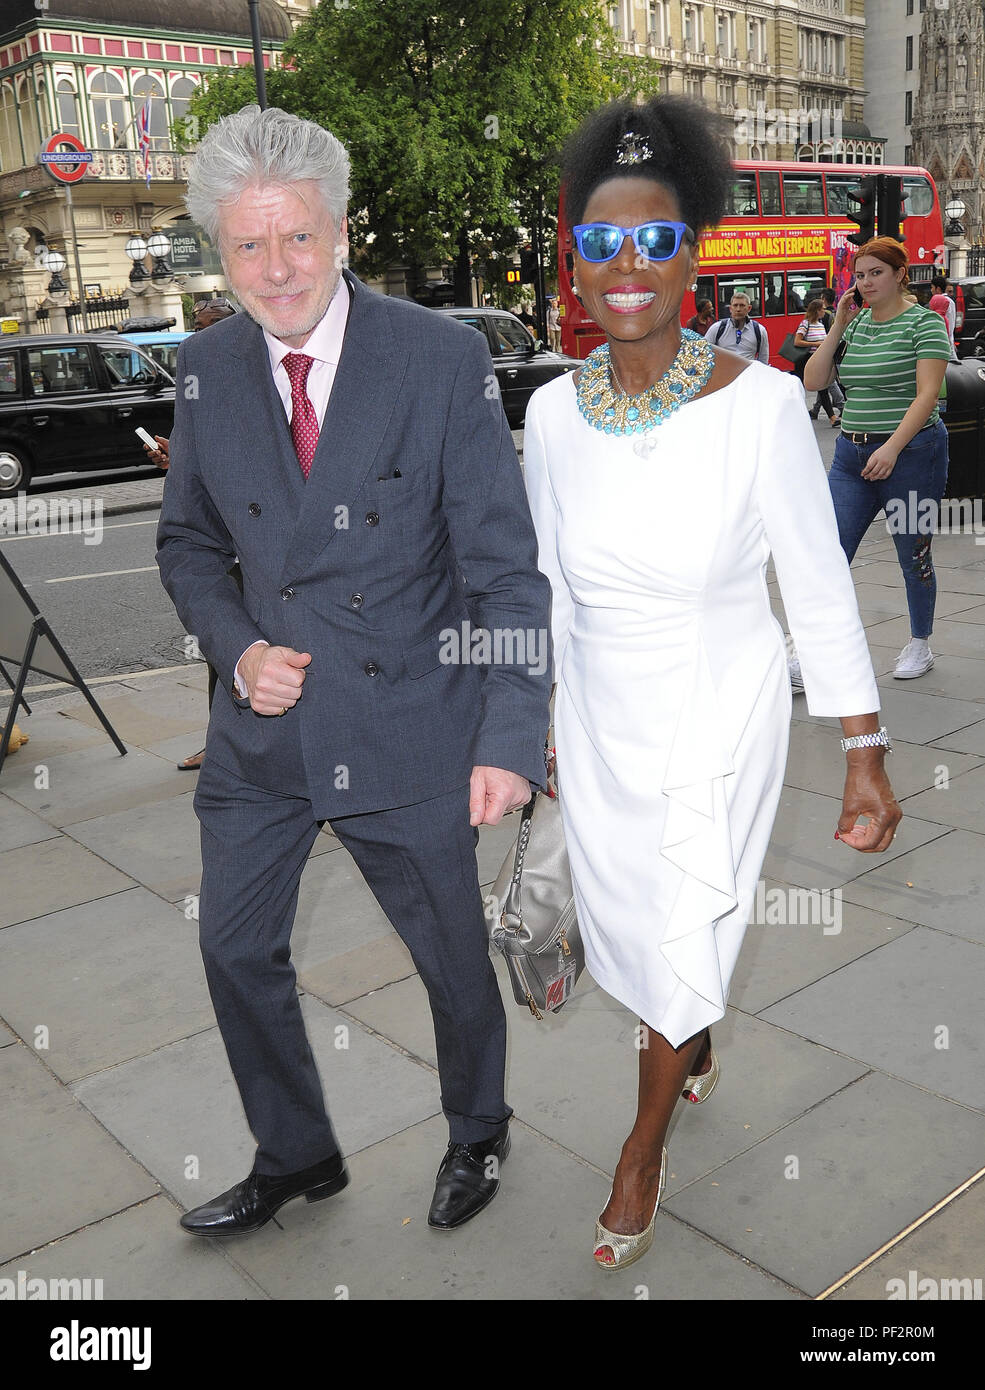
185, 105, 350, 241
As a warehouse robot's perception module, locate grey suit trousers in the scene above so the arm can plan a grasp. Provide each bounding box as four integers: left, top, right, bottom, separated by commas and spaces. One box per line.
193, 754, 511, 1175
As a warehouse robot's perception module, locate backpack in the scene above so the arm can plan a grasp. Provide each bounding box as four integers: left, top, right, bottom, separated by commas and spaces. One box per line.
714, 318, 763, 352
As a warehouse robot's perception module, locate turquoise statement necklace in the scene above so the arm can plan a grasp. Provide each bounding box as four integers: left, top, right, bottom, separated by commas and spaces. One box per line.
576, 327, 714, 436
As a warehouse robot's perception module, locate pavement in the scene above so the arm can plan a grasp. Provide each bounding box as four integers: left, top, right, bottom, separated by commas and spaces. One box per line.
2, 427, 985, 1304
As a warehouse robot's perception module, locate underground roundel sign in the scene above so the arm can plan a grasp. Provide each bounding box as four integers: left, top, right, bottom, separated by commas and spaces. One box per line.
38, 132, 94, 184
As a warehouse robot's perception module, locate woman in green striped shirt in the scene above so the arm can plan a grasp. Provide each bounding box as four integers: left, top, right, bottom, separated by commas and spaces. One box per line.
805, 237, 950, 679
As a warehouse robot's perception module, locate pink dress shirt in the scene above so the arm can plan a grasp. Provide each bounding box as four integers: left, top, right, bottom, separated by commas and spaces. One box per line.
233, 276, 351, 696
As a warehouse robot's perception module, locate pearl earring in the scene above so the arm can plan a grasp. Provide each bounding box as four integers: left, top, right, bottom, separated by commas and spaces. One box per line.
690, 282, 698, 291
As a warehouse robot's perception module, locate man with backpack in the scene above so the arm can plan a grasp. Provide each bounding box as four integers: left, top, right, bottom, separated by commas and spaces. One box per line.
703, 292, 770, 363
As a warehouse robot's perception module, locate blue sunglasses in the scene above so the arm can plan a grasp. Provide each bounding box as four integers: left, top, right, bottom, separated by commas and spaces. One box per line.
572, 220, 695, 264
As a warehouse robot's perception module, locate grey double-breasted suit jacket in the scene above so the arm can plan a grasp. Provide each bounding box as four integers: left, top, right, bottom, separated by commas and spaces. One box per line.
156, 271, 552, 818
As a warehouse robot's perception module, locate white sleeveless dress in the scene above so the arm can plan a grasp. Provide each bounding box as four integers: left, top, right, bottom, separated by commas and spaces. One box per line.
523, 363, 879, 1046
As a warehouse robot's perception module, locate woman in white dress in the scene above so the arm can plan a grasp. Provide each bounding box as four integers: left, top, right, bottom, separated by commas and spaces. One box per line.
523, 97, 902, 1271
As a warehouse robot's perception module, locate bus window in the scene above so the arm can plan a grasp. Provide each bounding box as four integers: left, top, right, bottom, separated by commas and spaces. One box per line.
825, 175, 858, 217
787, 271, 826, 313
695, 275, 716, 315
717, 274, 761, 316
902, 175, 934, 217
764, 274, 785, 316
726, 172, 758, 216
759, 170, 782, 216
782, 173, 824, 216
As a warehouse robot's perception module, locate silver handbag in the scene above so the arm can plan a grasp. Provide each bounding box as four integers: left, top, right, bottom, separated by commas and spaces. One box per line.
484, 776, 585, 1019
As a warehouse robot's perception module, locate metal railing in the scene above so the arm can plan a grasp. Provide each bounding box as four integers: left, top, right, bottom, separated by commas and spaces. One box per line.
33, 297, 131, 334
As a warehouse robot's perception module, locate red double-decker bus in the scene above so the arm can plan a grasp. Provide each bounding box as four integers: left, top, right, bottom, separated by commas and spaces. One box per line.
558, 160, 946, 367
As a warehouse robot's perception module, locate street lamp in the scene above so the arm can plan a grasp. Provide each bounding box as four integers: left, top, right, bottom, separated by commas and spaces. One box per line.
126, 234, 149, 285
146, 231, 173, 281
944, 197, 966, 237
41, 247, 68, 294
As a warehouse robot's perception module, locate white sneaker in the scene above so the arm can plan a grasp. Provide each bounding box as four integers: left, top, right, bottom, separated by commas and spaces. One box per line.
788, 655, 805, 692
893, 640, 934, 679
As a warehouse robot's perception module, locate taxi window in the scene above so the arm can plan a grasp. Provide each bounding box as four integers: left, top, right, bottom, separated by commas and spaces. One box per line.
27, 345, 95, 395
97, 345, 157, 386
0, 351, 18, 394
493, 318, 534, 353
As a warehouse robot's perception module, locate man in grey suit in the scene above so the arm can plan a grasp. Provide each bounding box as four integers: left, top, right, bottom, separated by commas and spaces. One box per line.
156, 106, 551, 1237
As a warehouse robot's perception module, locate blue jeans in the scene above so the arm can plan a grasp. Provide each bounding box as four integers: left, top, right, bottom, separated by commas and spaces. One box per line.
828, 420, 949, 639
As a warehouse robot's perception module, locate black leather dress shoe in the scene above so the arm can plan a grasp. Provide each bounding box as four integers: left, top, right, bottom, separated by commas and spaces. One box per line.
427, 1121, 510, 1230
179, 1152, 348, 1236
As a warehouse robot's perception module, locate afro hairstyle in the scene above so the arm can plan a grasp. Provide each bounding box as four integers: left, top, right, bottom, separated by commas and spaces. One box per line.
562, 96, 733, 236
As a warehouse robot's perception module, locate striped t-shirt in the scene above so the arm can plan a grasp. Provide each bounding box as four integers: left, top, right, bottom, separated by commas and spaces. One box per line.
838, 304, 950, 433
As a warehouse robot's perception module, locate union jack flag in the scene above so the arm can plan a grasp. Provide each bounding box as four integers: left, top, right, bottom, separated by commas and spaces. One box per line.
137, 98, 151, 188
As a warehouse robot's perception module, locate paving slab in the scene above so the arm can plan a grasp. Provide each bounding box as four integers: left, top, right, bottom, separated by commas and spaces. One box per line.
790, 681, 985, 743
851, 583, 983, 620
0, 888, 215, 1082
0, 794, 59, 853
783, 721, 983, 801
64, 792, 203, 903
947, 602, 985, 623
0, 709, 106, 761
866, 615, 985, 661
215, 1113, 800, 1301
0, 1195, 264, 1301
0, 837, 134, 929
874, 652, 985, 704
0, 1043, 159, 1265
761, 785, 948, 891
759, 926, 985, 1109
830, 1175, 985, 1301
0, 1019, 15, 1047
71, 997, 442, 1206
60, 682, 211, 744
661, 1071, 985, 1296
344, 971, 868, 1191
932, 719, 985, 755
298, 930, 417, 1006
141, 728, 210, 764
291, 848, 399, 970
0, 742, 191, 827
839, 828, 985, 943
902, 762, 985, 835
850, 562, 985, 594
729, 881, 914, 1014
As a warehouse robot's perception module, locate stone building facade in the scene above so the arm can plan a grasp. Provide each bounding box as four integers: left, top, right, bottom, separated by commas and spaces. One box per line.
0, 0, 291, 330
606, 0, 882, 161
910, 0, 983, 248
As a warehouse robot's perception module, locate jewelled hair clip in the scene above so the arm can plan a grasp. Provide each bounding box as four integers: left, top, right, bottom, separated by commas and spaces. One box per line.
615, 131, 653, 166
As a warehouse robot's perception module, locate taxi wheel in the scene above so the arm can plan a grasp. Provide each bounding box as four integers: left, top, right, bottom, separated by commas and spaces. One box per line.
0, 446, 31, 497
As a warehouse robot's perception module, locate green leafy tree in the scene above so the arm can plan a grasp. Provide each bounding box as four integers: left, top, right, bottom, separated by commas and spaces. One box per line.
179, 2, 658, 304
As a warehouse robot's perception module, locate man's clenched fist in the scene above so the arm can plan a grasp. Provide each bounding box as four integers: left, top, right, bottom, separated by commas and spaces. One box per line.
239, 643, 311, 716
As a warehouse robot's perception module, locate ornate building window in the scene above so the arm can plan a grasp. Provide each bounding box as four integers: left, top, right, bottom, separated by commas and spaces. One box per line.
132, 74, 168, 149
90, 70, 127, 149
56, 79, 81, 141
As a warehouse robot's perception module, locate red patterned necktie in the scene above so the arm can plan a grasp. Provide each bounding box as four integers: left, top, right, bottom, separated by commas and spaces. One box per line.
282, 351, 319, 480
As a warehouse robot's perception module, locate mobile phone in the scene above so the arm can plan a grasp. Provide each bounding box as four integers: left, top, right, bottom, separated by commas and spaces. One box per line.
135, 426, 158, 449
853, 286, 863, 308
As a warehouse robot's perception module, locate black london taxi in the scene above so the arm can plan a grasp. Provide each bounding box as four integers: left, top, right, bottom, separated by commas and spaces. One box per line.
0, 333, 175, 496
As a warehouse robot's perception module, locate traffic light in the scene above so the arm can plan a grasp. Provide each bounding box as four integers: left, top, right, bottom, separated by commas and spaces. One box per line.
876, 174, 905, 243
847, 176, 877, 246
519, 248, 538, 283
506, 268, 521, 285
